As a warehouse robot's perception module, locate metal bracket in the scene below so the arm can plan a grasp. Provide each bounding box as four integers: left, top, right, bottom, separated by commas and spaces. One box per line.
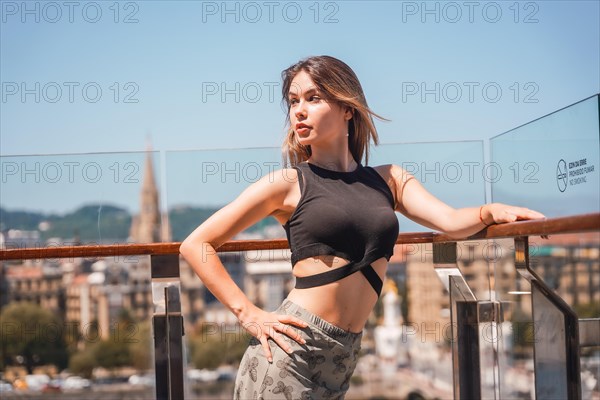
151, 254, 185, 400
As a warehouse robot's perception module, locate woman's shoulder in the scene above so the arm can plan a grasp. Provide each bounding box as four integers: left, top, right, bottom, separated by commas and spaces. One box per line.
257, 166, 300, 192
367, 164, 415, 208
368, 163, 411, 181
232, 167, 299, 210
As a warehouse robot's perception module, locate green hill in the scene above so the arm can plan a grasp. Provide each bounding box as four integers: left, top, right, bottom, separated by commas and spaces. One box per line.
1, 204, 280, 243
0, 204, 131, 242
168, 206, 217, 241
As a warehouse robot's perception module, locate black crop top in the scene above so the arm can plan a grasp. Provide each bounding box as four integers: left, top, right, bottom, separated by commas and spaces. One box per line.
282, 162, 399, 297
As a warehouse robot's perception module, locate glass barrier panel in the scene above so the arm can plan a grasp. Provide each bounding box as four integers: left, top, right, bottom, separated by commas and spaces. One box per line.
491, 96, 600, 398
371, 141, 486, 232
490, 94, 600, 217
529, 233, 600, 399
1, 152, 162, 395
493, 233, 600, 399
165, 147, 283, 242
0, 151, 164, 248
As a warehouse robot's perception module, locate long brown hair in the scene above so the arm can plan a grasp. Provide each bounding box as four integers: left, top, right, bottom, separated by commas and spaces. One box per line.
281, 55, 387, 166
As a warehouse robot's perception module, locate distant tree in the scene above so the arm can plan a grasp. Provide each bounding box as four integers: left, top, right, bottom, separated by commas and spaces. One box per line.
69, 350, 96, 378
129, 321, 153, 371
168, 207, 218, 241
67, 313, 153, 374
92, 339, 131, 369
573, 302, 600, 318
117, 308, 135, 325
90, 310, 142, 369
511, 307, 535, 355
0, 302, 68, 373
66, 311, 154, 374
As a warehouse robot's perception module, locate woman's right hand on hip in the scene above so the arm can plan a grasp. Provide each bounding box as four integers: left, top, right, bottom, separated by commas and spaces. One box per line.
238, 304, 308, 363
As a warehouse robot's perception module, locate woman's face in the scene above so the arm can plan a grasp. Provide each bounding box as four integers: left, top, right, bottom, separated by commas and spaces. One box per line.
288, 70, 351, 147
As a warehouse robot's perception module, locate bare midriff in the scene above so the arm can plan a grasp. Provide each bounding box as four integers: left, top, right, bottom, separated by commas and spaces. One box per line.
285, 255, 388, 333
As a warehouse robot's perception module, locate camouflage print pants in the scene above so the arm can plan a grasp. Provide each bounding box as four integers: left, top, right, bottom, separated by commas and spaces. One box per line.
234, 299, 363, 400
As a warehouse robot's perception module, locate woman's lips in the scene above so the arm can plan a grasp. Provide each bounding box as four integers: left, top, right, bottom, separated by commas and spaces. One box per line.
295, 124, 311, 135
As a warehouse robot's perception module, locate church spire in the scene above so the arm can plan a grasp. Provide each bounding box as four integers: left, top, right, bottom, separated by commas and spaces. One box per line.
129, 141, 161, 243
142, 143, 157, 194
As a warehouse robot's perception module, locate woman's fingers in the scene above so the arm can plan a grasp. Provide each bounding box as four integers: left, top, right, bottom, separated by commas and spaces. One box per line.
259, 337, 274, 363
256, 314, 309, 362
504, 206, 541, 216
491, 204, 546, 224
273, 323, 307, 346
525, 209, 546, 219
275, 315, 308, 344
240, 307, 310, 362
276, 314, 309, 328
261, 329, 304, 362
510, 207, 546, 221
271, 331, 295, 354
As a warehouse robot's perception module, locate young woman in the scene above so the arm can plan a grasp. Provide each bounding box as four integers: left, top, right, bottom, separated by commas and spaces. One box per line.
180, 55, 545, 399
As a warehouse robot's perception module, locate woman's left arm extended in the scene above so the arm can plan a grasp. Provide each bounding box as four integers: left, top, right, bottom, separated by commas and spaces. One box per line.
389, 164, 545, 238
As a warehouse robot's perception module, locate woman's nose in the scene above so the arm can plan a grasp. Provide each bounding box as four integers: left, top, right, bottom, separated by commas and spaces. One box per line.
294, 101, 307, 119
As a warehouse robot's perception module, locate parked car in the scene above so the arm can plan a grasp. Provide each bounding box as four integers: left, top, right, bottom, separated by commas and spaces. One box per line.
187, 368, 220, 383
41, 379, 62, 393
0, 380, 13, 393
62, 376, 91, 390
24, 374, 50, 391
128, 373, 155, 387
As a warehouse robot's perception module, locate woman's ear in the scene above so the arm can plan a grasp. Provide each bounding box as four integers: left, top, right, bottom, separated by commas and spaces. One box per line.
345, 107, 354, 121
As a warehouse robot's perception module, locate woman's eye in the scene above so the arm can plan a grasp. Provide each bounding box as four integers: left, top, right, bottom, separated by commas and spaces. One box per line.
309, 96, 320, 102
289, 98, 298, 104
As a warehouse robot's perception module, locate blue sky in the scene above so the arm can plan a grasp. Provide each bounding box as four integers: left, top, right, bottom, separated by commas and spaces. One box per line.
1, 1, 599, 226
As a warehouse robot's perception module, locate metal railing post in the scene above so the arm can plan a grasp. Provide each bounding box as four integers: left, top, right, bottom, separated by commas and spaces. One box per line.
433, 242, 502, 400
151, 254, 185, 400
433, 242, 478, 399
449, 275, 481, 400
514, 236, 581, 399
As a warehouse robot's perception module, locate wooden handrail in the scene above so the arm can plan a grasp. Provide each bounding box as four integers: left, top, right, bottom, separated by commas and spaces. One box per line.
1, 213, 598, 261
